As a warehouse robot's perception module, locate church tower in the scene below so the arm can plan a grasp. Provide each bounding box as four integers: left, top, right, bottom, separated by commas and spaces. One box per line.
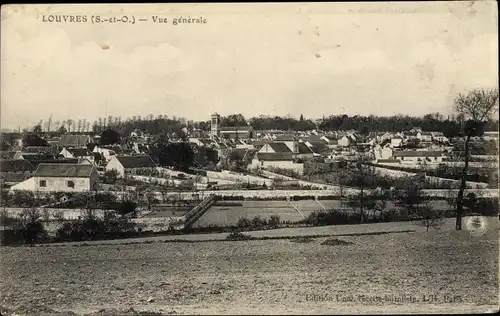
210, 112, 221, 137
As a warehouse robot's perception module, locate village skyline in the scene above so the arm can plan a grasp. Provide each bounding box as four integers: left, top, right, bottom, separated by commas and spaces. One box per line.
1, 2, 497, 130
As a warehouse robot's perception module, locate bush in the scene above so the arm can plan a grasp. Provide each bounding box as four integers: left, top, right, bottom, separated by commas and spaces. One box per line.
3, 208, 49, 245
237, 217, 252, 228
251, 216, 267, 228
226, 231, 253, 241
115, 200, 137, 216
304, 209, 360, 226
55, 210, 137, 242
268, 215, 281, 227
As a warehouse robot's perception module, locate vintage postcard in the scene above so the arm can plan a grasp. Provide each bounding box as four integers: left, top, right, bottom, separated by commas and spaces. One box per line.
0, 2, 498, 315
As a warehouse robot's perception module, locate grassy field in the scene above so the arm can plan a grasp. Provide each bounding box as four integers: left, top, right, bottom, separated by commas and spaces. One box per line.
1, 219, 498, 315
193, 200, 452, 227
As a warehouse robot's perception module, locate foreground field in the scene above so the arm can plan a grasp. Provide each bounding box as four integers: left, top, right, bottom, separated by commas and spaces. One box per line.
1, 223, 498, 315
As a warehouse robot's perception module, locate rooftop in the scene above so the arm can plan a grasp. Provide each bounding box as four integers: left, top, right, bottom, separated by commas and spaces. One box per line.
115, 155, 157, 169
35, 163, 95, 178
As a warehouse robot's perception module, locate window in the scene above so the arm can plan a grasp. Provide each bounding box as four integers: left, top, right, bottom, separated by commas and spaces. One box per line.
67, 180, 75, 188
39, 180, 46, 187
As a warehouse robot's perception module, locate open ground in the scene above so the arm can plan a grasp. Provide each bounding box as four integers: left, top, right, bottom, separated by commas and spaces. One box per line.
1, 217, 498, 315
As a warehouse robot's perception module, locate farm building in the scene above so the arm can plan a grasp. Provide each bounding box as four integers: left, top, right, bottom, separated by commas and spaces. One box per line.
105, 155, 157, 177
9, 163, 99, 192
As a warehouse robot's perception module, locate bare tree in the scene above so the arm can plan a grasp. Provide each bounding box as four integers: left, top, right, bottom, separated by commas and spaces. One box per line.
77, 119, 82, 133
46, 115, 52, 132
416, 204, 446, 232
453, 88, 498, 230
66, 119, 74, 133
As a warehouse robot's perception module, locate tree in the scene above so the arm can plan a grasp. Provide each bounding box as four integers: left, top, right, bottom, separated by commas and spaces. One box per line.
453, 88, 498, 230
395, 176, 425, 218
416, 205, 446, 232
67, 119, 74, 133
32, 124, 43, 135
103, 170, 119, 184
100, 129, 121, 145
23, 134, 48, 147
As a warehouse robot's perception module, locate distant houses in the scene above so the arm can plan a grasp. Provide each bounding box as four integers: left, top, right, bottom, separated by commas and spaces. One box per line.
60, 147, 95, 164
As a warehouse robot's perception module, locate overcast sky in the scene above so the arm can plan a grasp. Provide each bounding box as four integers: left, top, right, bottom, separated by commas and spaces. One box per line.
1, 2, 498, 129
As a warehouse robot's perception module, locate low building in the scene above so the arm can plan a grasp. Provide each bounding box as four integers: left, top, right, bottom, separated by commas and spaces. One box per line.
60, 147, 95, 164
105, 155, 157, 177
93, 145, 124, 162
432, 132, 449, 143
251, 152, 304, 174
58, 134, 93, 148
10, 163, 99, 192
219, 126, 254, 140
390, 137, 403, 148
258, 142, 293, 154
392, 150, 444, 164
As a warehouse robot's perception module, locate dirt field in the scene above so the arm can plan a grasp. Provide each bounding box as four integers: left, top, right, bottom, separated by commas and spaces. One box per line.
1, 223, 498, 315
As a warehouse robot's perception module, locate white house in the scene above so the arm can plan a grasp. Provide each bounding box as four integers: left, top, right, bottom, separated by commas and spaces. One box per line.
337, 136, 351, 147
10, 163, 99, 192
105, 155, 157, 177
390, 137, 403, 148
420, 132, 433, 142
251, 152, 304, 175
373, 145, 393, 160
432, 132, 449, 143
392, 150, 444, 164
93, 145, 123, 162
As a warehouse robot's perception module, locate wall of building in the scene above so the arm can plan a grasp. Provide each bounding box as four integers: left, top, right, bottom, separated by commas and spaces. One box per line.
205, 170, 274, 186
34, 176, 92, 192
105, 157, 125, 177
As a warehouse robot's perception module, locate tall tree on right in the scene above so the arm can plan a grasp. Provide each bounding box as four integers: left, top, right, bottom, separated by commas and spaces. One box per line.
453, 88, 498, 230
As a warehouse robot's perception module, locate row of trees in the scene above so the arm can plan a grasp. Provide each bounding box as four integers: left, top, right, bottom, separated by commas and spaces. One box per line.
20, 109, 498, 140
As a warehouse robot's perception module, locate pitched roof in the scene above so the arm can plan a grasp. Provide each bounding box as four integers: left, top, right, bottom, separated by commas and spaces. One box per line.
58, 135, 92, 147
23, 146, 51, 153
256, 152, 294, 161
115, 155, 157, 169
268, 142, 292, 153
35, 163, 95, 178
219, 126, 252, 132
301, 135, 323, 142
393, 150, 443, 157
21, 153, 57, 161
0, 159, 36, 173
298, 143, 314, 154
0, 172, 31, 183
274, 135, 297, 141
67, 148, 93, 157
310, 143, 330, 154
